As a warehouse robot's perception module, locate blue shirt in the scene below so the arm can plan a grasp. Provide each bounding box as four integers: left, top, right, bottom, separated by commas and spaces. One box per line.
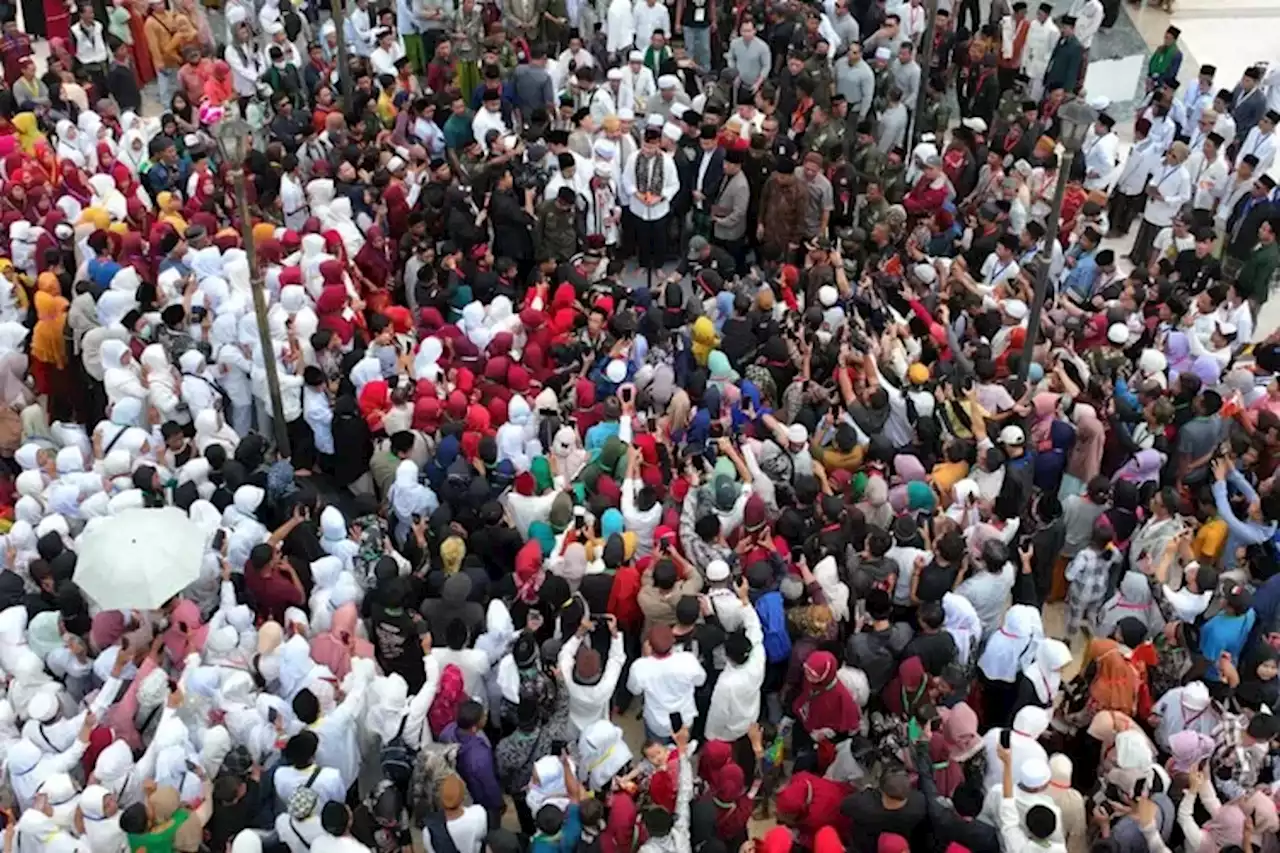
87, 257, 122, 291
1061, 248, 1099, 301
530, 805, 581, 853
1201, 609, 1257, 681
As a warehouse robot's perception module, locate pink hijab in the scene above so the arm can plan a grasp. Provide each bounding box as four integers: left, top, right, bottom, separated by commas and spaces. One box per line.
1030, 393, 1060, 449
162, 600, 208, 663
309, 604, 374, 680
1199, 804, 1246, 853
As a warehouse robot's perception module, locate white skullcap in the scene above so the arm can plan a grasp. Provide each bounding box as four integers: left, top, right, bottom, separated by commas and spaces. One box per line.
874, 47, 891, 60
227, 5, 246, 24
1016, 756, 1052, 789
607, 67, 623, 80
27, 690, 58, 722
629, 49, 643, 61
818, 285, 838, 307
618, 107, 635, 120
787, 423, 808, 445
605, 359, 627, 383
231, 830, 263, 853
594, 161, 612, 176
961, 116, 988, 132
264, 21, 284, 34
1182, 681, 1210, 710
1087, 95, 1111, 111
386, 156, 406, 172
913, 263, 937, 284
706, 560, 730, 582
646, 113, 665, 128
662, 123, 682, 142
1004, 299, 1028, 320
657, 74, 679, 89
919, 132, 936, 143
1107, 323, 1130, 345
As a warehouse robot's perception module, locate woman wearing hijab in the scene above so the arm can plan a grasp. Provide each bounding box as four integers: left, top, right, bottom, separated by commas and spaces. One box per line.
1010, 638, 1072, 719
29, 282, 70, 417
1095, 571, 1165, 641
1085, 638, 1140, 716
976, 604, 1044, 730
76, 784, 127, 853
791, 650, 860, 767
353, 225, 394, 315
705, 762, 755, 851
1149, 680, 1218, 749
1059, 402, 1104, 500
309, 603, 375, 681
882, 656, 929, 718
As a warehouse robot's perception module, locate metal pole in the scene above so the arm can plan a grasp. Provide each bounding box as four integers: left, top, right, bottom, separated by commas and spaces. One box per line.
910, 0, 939, 148
233, 168, 292, 458
1017, 148, 1075, 385
330, 0, 354, 114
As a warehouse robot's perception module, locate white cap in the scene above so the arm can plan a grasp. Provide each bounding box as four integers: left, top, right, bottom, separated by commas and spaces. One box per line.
961, 116, 988, 133
1004, 299, 1028, 320
594, 161, 612, 176
818, 285, 838, 307
1107, 323, 1130, 345
706, 560, 730, 582
386, 156, 405, 172
1016, 756, 1052, 789
913, 263, 937, 285
787, 423, 809, 445
1087, 95, 1111, 111
646, 113, 665, 128
998, 425, 1025, 446
658, 74, 679, 89
264, 20, 284, 34
605, 359, 627, 383
618, 107, 635, 121
662, 123, 682, 142
227, 5, 247, 24
607, 67, 623, 81
629, 49, 644, 62
874, 46, 891, 60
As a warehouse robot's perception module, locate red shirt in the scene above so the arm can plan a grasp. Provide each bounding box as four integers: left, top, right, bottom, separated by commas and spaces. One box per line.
244, 566, 303, 623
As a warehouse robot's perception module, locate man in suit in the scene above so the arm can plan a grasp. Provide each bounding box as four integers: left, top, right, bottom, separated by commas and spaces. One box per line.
1226, 174, 1278, 282
711, 147, 750, 273
1231, 66, 1268, 143
1042, 15, 1081, 95
690, 123, 725, 238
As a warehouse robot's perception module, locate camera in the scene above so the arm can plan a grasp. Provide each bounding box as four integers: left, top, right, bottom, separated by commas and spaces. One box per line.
512, 159, 549, 194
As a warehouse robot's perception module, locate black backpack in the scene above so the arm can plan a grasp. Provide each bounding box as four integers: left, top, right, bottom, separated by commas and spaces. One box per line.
380, 717, 416, 792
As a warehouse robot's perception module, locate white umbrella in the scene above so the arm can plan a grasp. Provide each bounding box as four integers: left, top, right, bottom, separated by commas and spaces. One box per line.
74, 507, 205, 611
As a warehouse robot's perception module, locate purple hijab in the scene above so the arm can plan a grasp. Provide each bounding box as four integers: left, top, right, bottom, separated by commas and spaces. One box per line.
1165, 331, 1192, 381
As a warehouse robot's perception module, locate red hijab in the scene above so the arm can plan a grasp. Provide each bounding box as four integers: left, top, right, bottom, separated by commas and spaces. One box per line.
710, 763, 753, 840
792, 651, 860, 734
882, 655, 928, 717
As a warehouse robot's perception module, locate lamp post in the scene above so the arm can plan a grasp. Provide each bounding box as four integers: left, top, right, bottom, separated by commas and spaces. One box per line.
213, 116, 292, 458
911, 0, 940, 148
330, 0, 354, 113
1017, 98, 1097, 384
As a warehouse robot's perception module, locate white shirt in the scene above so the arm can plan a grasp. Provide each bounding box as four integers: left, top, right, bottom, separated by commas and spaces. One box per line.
370, 41, 406, 77
226, 41, 265, 97
276, 813, 325, 853
1070, 0, 1103, 48
606, 0, 635, 53
274, 765, 348, 811
622, 148, 680, 220
626, 649, 706, 737
620, 64, 657, 112
312, 836, 374, 853
1022, 18, 1058, 73
421, 806, 488, 853
1142, 162, 1192, 227
1081, 130, 1118, 191
632, 0, 670, 50
981, 253, 1020, 289
558, 634, 628, 736
72, 20, 109, 64
1185, 150, 1229, 211
703, 605, 766, 743
1238, 127, 1277, 176
429, 648, 491, 698
1115, 138, 1159, 196
471, 108, 510, 154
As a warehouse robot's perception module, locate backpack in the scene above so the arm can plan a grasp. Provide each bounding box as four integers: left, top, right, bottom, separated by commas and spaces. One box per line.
287, 767, 322, 820
380, 717, 416, 792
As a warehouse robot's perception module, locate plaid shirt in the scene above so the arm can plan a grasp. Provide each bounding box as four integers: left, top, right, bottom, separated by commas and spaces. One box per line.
1065, 546, 1121, 633
1211, 709, 1271, 799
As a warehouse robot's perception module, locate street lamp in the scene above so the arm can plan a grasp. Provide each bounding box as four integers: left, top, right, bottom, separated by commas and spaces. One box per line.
213, 117, 292, 458
1017, 98, 1098, 384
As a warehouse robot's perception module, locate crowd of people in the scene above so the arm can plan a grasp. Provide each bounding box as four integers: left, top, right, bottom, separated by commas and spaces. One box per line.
0, 0, 1279, 852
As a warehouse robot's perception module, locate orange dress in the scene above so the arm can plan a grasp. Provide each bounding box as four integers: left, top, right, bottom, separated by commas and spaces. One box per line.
127, 0, 156, 85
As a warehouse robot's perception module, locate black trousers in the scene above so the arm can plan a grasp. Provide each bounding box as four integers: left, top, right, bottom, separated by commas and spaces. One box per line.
634, 213, 669, 271
712, 235, 747, 275
1107, 190, 1144, 237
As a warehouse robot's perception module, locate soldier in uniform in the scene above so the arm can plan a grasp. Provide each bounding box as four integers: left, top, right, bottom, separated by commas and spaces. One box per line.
828, 94, 849, 153
916, 76, 952, 142
880, 147, 908, 205
804, 102, 841, 157
805, 38, 834, 110
854, 178, 891, 235
851, 120, 886, 186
